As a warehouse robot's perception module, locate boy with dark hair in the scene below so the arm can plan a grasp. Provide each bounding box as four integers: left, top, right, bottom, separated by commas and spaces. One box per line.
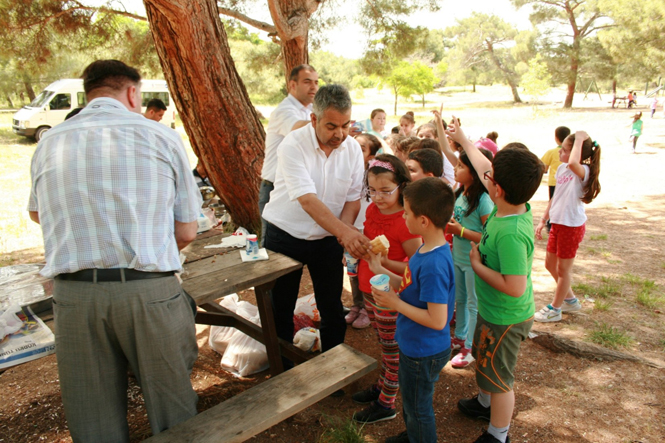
367, 177, 455, 443
144, 98, 168, 122
540, 126, 570, 231
406, 149, 443, 181
446, 116, 544, 443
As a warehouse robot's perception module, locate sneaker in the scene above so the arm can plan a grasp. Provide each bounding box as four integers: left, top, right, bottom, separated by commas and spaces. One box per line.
458, 396, 491, 421
534, 304, 562, 322
345, 306, 360, 324
385, 430, 409, 443
561, 298, 582, 312
451, 347, 475, 369
352, 402, 396, 423
451, 336, 465, 351
352, 308, 370, 329
352, 385, 381, 404
474, 430, 511, 443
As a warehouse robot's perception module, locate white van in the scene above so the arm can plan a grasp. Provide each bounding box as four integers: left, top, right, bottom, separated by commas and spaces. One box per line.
12, 79, 178, 141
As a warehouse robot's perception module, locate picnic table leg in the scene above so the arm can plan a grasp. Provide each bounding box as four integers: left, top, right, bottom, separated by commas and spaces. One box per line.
254, 281, 284, 376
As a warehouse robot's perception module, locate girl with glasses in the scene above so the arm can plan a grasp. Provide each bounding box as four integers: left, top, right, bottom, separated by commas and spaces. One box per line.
351, 154, 422, 425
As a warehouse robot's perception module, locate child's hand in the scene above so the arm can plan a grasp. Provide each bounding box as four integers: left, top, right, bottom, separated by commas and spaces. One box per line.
444, 115, 467, 144
535, 219, 546, 240
372, 286, 400, 311
447, 218, 461, 236
575, 130, 589, 143
365, 250, 387, 275
469, 241, 481, 264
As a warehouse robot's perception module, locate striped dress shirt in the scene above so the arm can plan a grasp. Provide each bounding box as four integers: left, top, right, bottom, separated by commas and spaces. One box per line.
28, 97, 202, 278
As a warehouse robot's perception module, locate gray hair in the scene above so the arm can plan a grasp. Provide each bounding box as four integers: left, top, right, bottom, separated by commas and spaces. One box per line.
312, 84, 352, 119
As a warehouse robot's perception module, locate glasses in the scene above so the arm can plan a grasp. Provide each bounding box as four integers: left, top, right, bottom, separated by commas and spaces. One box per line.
483, 170, 499, 187
368, 186, 400, 199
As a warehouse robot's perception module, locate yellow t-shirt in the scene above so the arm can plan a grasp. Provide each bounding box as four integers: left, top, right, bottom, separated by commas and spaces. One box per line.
541, 147, 562, 186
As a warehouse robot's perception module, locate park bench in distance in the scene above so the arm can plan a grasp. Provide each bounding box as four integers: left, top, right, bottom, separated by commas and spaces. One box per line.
145, 344, 377, 443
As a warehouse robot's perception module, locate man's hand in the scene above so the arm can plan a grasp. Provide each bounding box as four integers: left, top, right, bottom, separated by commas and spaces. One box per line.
339, 228, 370, 259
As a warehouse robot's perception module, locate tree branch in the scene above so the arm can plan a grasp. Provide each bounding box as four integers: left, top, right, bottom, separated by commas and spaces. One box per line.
218, 6, 277, 34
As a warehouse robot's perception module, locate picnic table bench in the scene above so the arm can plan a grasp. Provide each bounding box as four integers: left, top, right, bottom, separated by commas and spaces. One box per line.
155, 230, 377, 442
145, 343, 376, 443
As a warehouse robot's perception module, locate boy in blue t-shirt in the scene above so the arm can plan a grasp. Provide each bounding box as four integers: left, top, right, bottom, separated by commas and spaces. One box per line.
367, 177, 456, 443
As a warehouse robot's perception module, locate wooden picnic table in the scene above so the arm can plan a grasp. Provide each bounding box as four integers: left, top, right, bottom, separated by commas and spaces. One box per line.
180, 229, 308, 376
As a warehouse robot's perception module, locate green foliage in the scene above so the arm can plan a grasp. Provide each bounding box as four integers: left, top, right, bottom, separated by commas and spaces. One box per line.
590, 234, 608, 241
379, 61, 437, 113
589, 323, 633, 349
318, 416, 365, 443
521, 54, 551, 99
593, 300, 613, 312
598, 0, 665, 79
310, 51, 360, 88
442, 12, 527, 101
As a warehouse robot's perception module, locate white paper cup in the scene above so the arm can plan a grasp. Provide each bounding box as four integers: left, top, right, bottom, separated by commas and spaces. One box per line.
369, 274, 390, 292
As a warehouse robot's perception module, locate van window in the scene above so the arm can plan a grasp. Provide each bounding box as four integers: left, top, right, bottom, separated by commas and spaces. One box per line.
49, 93, 71, 110
141, 92, 169, 107
30, 90, 54, 108
77, 92, 88, 107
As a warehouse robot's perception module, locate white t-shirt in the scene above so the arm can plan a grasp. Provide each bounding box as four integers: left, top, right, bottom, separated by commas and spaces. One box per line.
549, 164, 590, 227
442, 156, 455, 184
260, 94, 313, 183
263, 124, 365, 240
354, 196, 371, 231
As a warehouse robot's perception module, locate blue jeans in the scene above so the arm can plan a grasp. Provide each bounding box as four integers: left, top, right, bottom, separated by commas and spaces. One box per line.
258, 180, 274, 246
399, 348, 450, 443
454, 262, 478, 349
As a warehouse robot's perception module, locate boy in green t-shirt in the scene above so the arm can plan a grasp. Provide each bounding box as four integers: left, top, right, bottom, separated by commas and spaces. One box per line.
446, 117, 544, 443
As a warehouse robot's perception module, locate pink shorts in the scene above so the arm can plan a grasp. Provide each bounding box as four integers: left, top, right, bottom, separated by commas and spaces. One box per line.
547, 223, 586, 259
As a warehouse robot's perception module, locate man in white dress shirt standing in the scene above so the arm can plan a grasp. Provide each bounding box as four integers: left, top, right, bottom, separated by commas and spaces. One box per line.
259, 64, 319, 244
262, 84, 369, 362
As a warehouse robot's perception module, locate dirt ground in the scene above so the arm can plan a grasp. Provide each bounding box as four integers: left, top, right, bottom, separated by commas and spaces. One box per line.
1, 103, 664, 442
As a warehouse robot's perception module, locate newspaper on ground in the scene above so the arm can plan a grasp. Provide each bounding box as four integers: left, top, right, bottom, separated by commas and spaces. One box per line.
0, 305, 55, 370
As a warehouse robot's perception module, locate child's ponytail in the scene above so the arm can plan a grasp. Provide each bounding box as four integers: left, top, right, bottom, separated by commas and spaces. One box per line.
582, 140, 601, 204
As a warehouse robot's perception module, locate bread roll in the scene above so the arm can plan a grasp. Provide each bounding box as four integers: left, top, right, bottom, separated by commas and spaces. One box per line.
369, 235, 390, 255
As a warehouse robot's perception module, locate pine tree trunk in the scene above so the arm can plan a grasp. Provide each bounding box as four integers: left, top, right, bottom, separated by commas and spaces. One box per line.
144, 0, 265, 234
268, 0, 319, 83
23, 82, 35, 102
564, 39, 581, 109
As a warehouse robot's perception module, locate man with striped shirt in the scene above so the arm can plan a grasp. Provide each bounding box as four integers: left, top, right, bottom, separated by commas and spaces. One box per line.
28, 60, 202, 442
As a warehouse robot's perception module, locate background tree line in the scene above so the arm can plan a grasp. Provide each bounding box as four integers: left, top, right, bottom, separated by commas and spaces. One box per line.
1, 0, 663, 231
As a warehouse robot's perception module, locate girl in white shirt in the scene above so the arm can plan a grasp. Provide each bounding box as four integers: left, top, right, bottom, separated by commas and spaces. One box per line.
534, 131, 601, 322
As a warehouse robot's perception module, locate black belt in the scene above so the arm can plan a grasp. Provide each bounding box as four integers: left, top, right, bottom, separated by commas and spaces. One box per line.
55, 269, 175, 282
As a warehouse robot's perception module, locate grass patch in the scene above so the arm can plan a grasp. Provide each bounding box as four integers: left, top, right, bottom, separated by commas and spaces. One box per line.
590, 234, 607, 241
593, 300, 613, 312
636, 289, 663, 310
318, 416, 365, 443
589, 323, 632, 349
621, 273, 655, 288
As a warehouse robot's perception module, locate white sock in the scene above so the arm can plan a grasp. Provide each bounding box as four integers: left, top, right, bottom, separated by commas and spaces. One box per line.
488, 423, 510, 443
477, 391, 491, 408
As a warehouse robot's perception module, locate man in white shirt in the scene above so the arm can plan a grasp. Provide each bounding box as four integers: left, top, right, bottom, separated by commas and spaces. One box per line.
263, 84, 370, 362
259, 64, 319, 244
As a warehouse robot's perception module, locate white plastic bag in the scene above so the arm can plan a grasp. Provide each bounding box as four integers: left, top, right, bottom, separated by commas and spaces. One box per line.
208, 294, 241, 355
294, 293, 320, 322
293, 327, 321, 352
220, 302, 268, 376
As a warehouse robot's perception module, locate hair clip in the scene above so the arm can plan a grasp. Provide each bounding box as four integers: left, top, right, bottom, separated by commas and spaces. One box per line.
592, 140, 598, 148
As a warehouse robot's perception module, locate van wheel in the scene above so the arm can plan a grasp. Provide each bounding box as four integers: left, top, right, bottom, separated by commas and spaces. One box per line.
35, 126, 50, 142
